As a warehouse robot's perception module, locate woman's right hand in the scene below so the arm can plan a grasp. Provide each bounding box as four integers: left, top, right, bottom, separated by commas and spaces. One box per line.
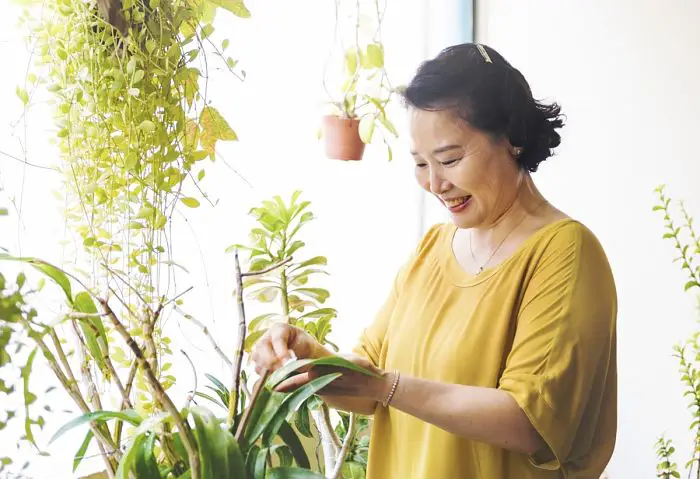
249, 323, 322, 374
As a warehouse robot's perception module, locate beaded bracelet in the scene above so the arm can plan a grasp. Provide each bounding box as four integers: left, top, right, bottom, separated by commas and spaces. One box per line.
382, 370, 400, 408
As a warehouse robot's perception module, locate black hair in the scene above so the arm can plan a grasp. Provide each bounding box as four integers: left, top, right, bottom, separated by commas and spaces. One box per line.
401, 43, 564, 172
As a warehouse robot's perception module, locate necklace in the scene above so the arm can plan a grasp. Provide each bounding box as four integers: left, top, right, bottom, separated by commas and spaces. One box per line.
469, 199, 548, 274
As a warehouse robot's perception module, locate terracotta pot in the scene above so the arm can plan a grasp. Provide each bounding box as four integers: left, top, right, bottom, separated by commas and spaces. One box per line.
322, 115, 366, 161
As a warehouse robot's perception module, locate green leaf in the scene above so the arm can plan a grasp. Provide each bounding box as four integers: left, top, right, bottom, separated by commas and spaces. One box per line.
358, 116, 375, 144
291, 256, 327, 272
685, 281, 700, 291
201, 24, 215, 39
209, 0, 251, 18
294, 403, 313, 438
115, 432, 145, 479
190, 406, 245, 477
244, 329, 266, 353
200, 106, 237, 158
298, 308, 337, 320
278, 420, 310, 468
0, 255, 72, 303
72, 430, 93, 472
345, 48, 358, 75
133, 433, 160, 478
180, 197, 201, 208
275, 445, 294, 467
242, 389, 282, 447
293, 288, 330, 304
195, 392, 227, 410
138, 120, 156, 133
378, 115, 398, 137
262, 374, 342, 444
49, 410, 142, 444
267, 468, 326, 479
365, 43, 384, 68
73, 292, 109, 375
0, 208, 8, 216
16, 86, 29, 105
267, 356, 379, 391
21, 349, 38, 449
342, 461, 366, 479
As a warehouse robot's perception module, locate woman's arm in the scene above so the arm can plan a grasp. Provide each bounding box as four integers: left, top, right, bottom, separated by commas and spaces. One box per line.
387, 374, 544, 455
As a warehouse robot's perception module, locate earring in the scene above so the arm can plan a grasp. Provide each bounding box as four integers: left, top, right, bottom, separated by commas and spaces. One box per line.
512, 147, 523, 158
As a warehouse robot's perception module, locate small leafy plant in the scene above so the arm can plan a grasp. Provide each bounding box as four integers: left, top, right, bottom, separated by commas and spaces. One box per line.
653, 185, 700, 478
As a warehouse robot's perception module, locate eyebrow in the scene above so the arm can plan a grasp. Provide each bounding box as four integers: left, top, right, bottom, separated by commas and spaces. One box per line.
410, 144, 463, 157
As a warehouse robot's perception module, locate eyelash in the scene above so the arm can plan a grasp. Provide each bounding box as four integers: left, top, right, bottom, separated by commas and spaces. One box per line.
415, 157, 462, 169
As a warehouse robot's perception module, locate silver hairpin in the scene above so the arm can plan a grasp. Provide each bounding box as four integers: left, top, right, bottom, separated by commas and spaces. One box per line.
476, 44, 492, 64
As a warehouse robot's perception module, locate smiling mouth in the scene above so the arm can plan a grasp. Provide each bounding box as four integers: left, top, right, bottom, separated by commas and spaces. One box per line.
444, 195, 472, 208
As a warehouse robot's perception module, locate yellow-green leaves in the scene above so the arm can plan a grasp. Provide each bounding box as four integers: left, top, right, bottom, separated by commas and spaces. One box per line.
209, 0, 251, 18
180, 197, 200, 208
138, 120, 156, 134
358, 116, 375, 144
200, 106, 237, 158
15, 87, 29, 105
345, 48, 358, 75
365, 43, 384, 68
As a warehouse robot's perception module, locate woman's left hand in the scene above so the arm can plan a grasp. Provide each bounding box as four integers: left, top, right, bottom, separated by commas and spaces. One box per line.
275, 354, 392, 401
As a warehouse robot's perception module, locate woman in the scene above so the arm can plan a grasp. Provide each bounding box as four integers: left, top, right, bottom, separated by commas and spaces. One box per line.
251, 43, 617, 479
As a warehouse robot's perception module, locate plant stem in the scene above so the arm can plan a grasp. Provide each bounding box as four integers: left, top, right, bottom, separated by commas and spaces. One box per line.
229, 254, 293, 426
329, 413, 356, 479
229, 249, 247, 427
49, 328, 77, 390
311, 407, 338, 474
115, 362, 138, 447
184, 314, 234, 374
99, 298, 200, 479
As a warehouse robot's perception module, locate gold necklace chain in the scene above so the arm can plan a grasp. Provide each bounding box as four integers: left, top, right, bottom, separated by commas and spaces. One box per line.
469, 200, 548, 274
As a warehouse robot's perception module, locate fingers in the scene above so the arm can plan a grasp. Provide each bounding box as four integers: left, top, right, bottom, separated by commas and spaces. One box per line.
250, 324, 295, 374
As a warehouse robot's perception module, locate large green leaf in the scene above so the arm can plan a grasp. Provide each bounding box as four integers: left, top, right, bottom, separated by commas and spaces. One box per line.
200, 106, 237, 158
242, 389, 282, 447
290, 256, 327, 273
267, 356, 379, 391
0, 255, 72, 303
293, 403, 313, 439
190, 406, 245, 478
73, 292, 109, 378
267, 468, 326, 479
49, 410, 142, 444
114, 434, 146, 479
261, 374, 341, 445
133, 433, 160, 479
205, 373, 230, 406
72, 430, 93, 472
278, 420, 310, 468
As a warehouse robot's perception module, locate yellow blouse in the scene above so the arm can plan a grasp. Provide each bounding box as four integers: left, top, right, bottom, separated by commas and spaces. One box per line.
353, 219, 617, 479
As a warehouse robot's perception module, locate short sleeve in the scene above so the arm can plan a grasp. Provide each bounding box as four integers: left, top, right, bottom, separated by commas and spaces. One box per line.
352, 224, 445, 367
497, 224, 617, 470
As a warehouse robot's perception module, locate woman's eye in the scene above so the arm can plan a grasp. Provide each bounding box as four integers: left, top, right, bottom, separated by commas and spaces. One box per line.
440, 158, 461, 167
415, 163, 428, 169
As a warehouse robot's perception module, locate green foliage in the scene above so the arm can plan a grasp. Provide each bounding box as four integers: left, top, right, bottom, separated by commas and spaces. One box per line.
656, 437, 681, 478
230, 191, 339, 348
654, 185, 700, 477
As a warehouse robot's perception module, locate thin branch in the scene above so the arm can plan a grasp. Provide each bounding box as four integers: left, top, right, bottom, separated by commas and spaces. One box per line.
69, 312, 110, 320
115, 361, 138, 448
181, 312, 233, 375
181, 349, 197, 407
99, 298, 200, 479
229, 250, 247, 426
162, 286, 193, 308
241, 256, 293, 277
103, 264, 151, 311
49, 328, 78, 391
0, 149, 59, 172
322, 403, 342, 450
329, 413, 357, 479
71, 320, 103, 411
311, 407, 338, 474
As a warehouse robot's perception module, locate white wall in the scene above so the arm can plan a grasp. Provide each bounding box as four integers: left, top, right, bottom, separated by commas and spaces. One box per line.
475, 1, 700, 477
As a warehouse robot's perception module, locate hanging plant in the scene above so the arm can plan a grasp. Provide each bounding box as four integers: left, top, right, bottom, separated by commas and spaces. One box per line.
320, 0, 398, 162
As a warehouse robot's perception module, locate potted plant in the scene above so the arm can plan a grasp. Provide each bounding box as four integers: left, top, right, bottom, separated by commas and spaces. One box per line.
320, 0, 398, 162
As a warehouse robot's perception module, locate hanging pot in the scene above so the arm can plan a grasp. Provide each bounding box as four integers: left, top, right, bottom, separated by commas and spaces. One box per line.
322, 115, 366, 161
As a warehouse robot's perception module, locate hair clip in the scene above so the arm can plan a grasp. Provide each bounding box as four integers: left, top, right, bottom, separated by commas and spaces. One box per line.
476, 44, 492, 64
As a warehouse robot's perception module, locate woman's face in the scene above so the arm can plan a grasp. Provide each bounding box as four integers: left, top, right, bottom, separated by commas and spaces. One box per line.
409, 108, 522, 229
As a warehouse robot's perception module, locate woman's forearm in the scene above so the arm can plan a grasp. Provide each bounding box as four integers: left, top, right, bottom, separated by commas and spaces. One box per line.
389, 374, 544, 455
